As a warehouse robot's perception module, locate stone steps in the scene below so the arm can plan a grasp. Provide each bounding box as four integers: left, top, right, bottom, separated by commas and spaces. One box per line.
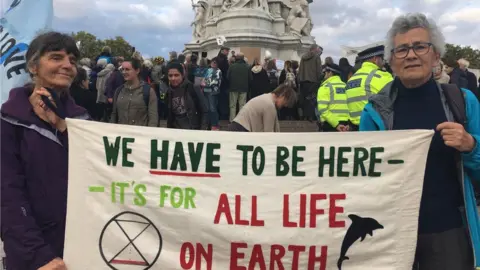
159, 120, 318, 132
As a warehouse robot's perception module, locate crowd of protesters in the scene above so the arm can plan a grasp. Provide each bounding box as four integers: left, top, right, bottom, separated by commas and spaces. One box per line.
1, 11, 480, 270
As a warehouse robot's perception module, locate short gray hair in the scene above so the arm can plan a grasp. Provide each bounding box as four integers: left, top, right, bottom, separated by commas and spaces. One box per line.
97, 58, 108, 68
385, 13, 446, 63
458, 58, 470, 68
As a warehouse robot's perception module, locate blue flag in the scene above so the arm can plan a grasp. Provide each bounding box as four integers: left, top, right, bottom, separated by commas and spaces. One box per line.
0, 0, 54, 104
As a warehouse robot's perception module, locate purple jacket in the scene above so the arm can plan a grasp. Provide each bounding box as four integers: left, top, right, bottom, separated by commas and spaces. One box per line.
1, 87, 89, 270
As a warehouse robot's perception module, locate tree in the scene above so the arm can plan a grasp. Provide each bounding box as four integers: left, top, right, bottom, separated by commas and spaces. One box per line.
71, 31, 134, 61
443, 43, 480, 69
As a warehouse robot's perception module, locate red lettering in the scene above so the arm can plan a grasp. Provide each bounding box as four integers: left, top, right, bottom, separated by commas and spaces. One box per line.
309, 194, 327, 228
251, 196, 265, 226
308, 246, 328, 270
269, 245, 286, 270
299, 194, 307, 228
248, 244, 267, 270
214, 193, 233, 224
283, 194, 297, 227
288, 245, 306, 270
179, 242, 194, 269
230, 242, 248, 270
231, 243, 327, 269
329, 194, 346, 228
179, 243, 213, 270
196, 243, 213, 270
235, 195, 249, 225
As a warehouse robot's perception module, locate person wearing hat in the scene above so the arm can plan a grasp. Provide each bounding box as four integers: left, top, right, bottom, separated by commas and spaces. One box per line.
317, 63, 350, 132
165, 62, 208, 130
345, 44, 393, 130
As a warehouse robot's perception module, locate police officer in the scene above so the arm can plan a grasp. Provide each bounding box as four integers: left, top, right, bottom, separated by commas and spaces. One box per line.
346, 45, 393, 130
317, 63, 350, 132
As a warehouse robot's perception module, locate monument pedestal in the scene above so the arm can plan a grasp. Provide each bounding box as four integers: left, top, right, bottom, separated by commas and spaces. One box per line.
185, 3, 315, 62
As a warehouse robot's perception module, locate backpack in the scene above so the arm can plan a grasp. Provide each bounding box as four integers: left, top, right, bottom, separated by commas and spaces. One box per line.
114, 84, 160, 126
441, 84, 480, 203
268, 70, 278, 90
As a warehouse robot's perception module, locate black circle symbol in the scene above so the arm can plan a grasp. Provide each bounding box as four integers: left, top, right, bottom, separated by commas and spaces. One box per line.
99, 212, 162, 270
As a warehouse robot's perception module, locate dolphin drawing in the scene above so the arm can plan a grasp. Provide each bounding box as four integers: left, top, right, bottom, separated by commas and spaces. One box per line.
337, 214, 384, 270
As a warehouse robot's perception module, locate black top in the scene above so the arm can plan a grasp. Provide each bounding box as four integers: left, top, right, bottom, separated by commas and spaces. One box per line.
393, 77, 463, 234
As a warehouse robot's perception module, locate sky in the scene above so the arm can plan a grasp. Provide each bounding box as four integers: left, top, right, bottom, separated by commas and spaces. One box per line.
2, 0, 480, 61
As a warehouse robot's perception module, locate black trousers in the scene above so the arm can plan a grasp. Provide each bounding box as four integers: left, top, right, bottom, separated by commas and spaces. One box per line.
412, 227, 473, 270
227, 121, 249, 132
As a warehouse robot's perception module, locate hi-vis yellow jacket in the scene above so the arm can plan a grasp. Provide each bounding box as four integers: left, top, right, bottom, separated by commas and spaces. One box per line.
345, 62, 393, 125
317, 75, 349, 128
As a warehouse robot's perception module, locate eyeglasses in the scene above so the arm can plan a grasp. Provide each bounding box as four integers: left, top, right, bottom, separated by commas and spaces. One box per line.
391, 42, 432, 59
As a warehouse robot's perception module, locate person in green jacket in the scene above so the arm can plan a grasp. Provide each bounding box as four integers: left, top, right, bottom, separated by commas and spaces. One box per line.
227, 52, 252, 122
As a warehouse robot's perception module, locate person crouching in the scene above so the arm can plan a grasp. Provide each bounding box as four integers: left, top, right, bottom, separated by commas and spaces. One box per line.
227, 84, 297, 132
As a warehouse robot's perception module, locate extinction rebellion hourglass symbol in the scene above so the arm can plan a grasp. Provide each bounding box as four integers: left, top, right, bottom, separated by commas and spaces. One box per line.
99, 212, 162, 270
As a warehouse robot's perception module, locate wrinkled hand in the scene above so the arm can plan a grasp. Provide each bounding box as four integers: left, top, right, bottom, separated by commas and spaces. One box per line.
37, 258, 67, 270
437, 122, 476, 152
29, 87, 66, 132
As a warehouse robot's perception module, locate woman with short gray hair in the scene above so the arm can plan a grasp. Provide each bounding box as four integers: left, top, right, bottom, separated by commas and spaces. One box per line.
361, 12, 480, 270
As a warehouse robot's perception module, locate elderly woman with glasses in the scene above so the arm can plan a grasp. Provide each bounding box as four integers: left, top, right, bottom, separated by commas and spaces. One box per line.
360, 13, 480, 269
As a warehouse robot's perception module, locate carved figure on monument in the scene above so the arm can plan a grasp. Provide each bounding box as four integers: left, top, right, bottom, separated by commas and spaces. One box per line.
229, 0, 252, 9
252, 0, 270, 12
220, 0, 232, 13
286, 0, 313, 37
191, 1, 208, 39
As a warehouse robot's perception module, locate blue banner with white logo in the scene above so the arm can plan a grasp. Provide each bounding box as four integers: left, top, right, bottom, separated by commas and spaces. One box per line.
0, 0, 54, 104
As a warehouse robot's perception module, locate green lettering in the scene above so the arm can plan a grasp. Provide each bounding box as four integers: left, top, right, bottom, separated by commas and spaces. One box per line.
184, 188, 196, 209
134, 184, 147, 206
171, 187, 184, 208
116, 182, 129, 204
188, 142, 204, 172
337, 147, 351, 177
369, 147, 384, 177
159, 185, 171, 207
150, 140, 169, 170
252, 147, 265, 176
237, 145, 254, 175
170, 142, 187, 171
206, 143, 221, 173
276, 146, 290, 176
292, 146, 306, 177
103, 136, 121, 166
353, 147, 369, 176
319, 147, 335, 177
121, 138, 135, 167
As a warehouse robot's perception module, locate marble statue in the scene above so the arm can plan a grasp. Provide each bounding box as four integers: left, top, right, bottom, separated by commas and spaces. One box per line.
286, 0, 312, 36
192, 1, 208, 39
252, 0, 269, 12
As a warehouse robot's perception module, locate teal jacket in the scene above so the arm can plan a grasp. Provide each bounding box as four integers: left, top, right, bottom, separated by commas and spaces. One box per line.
360, 80, 480, 268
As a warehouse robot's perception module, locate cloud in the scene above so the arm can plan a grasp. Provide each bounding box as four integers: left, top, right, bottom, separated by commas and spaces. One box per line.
4, 0, 478, 61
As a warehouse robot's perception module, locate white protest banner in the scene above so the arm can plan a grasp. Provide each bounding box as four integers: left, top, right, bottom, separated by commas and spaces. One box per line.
64, 119, 433, 270
0, 0, 53, 104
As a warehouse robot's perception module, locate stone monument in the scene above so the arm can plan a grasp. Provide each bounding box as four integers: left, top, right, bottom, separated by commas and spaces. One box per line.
184, 0, 316, 62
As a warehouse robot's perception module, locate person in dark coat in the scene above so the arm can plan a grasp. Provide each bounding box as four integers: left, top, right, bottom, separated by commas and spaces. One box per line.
165, 62, 208, 130
104, 57, 125, 122
447, 60, 469, 89
458, 59, 480, 100
339, 57, 353, 83
1, 32, 90, 270
250, 59, 270, 100
216, 46, 230, 120
70, 67, 98, 118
